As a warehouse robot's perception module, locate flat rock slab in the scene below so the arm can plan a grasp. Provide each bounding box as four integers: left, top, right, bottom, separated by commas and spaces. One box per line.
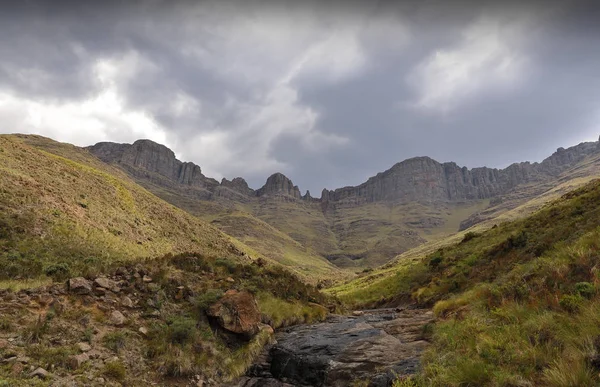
241, 308, 434, 387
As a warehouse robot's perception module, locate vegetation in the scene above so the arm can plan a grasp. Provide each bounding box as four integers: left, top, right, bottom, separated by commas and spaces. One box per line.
0, 135, 256, 281
344, 178, 600, 385
0, 134, 334, 385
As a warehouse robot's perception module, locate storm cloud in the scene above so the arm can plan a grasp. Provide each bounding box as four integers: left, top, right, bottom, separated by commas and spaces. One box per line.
0, 0, 599, 193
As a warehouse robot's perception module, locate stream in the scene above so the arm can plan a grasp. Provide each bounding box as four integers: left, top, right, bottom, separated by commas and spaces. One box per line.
233, 307, 434, 387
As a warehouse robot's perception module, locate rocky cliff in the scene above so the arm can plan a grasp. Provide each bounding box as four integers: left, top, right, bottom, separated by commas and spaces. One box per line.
88, 140, 220, 198
89, 138, 600, 206
321, 140, 600, 205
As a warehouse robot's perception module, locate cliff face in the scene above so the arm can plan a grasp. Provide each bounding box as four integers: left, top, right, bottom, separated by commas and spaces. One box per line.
89, 138, 600, 205
321, 141, 599, 204
256, 173, 302, 199
88, 140, 220, 197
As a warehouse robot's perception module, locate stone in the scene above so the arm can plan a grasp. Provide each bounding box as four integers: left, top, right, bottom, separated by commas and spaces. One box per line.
138, 327, 149, 336
121, 296, 134, 308
68, 278, 92, 295
77, 342, 92, 352
142, 275, 153, 283
226, 277, 235, 283
30, 367, 50, 379
94, 277, 115, 289
87, 350, 102, 360
258, 323, 274, 335
94, 287, 106, 296
207, 291, 261, 336
110, 310, 126, 326
68, 353, 89, 369
352, 311, 364, 317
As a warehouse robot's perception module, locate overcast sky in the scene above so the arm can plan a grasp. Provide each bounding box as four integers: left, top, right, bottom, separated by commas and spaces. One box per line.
1, 0, 599, 193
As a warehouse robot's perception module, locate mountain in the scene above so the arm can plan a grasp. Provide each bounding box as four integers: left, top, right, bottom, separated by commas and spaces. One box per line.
88, 136, 600, 269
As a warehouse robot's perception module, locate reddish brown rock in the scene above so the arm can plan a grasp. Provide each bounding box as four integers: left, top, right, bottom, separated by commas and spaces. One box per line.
207, 291, 261, 336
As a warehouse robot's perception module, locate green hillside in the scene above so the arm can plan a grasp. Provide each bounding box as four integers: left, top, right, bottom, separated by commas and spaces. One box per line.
0, 134, 342, 283
0, 134, 332, 385
333, 178, 600, 385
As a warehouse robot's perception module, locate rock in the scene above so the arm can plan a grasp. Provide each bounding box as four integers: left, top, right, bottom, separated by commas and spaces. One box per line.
94, 277, 115, 289
94, 287, 106, 296
207, 291, 261, 336
258, 323, 274, 335
77, 342, 92, 352
30, 367, 50, 379
226, 277, 235, 283
88, 139, 219, 195
265, 309, 434, 387
110, 310, 126, 326
138, 327, 149, 337
256, 173, 302, 199
352, 311, 364, 317
142, 275, 153, 283
68, 278, 92, 295
68, 353, 89, 369
121, 296, 134, 308
87, 350, 102, 360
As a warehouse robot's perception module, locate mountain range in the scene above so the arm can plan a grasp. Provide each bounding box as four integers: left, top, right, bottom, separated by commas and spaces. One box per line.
87, 135, 600, 269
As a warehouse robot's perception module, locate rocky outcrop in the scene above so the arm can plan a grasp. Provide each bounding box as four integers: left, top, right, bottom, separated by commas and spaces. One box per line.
221, 177, 255, 196
89, 138, 600, 207
256, 173, 302, 199
240, 308, 434, 387
321, 141, 600, 205
207, 290, 261, 336
87, 140, 220, 198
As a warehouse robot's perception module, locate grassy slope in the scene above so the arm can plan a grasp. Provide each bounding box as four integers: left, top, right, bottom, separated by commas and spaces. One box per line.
0, 134, 334, 384
0, 134, 256, 280
330, 162, 600, 306
140, 183, 345, 281
336, 177, 600, 386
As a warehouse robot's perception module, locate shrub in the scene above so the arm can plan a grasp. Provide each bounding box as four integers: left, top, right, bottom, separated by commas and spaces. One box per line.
559, 294, 584, 313
195, 289, 223, 312
575, 282, 595, 299
168, 317, 197, 345
44, 262, 71, 281
103, 360, 126, 381
461, 232, 480, 244
103, 331, 127, 353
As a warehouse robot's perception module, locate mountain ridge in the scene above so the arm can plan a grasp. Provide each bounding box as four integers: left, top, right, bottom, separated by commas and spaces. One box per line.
88, 137, 600, 206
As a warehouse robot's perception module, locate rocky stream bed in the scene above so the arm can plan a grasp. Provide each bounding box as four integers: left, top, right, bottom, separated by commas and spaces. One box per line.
233, 308, 434, 387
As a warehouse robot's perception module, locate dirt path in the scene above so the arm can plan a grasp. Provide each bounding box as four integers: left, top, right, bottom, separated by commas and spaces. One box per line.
233, 307, 434, 387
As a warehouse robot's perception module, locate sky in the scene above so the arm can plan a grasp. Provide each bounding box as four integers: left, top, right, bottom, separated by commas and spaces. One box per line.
0, 0, 599, 194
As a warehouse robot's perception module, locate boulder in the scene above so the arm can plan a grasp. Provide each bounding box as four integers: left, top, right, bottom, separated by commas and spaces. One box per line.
77, 342, 92, 352
68, 278, 92, 295
207, 291, 261, 336
68, 353, 89, 369
94, 277, 115, 290
121, 296, 134, 308
110, 310, 126, 326
30, 367, 50, 379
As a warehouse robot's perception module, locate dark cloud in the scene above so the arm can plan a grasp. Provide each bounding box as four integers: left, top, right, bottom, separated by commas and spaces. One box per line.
0, 0, 599, 192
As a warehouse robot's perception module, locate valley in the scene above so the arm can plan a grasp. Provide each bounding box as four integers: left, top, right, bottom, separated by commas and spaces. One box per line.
1, 133, 600, 386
